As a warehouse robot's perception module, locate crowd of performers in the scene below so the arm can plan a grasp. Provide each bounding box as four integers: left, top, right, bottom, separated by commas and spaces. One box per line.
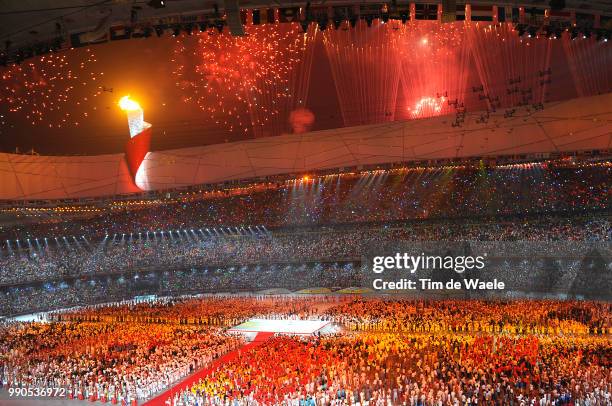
1, 297, 610, 405
174, 333, 609, 406
1, 322, 239, 403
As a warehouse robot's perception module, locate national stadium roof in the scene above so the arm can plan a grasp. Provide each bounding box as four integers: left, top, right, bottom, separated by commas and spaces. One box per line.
2, 0, 611, 60
0, 92, 609, 200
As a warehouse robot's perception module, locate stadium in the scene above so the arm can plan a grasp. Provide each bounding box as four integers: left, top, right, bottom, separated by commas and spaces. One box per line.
0, 0, 610, 405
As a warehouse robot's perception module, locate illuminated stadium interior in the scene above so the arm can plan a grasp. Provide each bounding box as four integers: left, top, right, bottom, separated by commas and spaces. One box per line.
0, 1, 610, 405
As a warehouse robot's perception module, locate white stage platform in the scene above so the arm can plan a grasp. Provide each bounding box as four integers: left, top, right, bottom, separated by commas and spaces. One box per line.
228, 318, 331, 335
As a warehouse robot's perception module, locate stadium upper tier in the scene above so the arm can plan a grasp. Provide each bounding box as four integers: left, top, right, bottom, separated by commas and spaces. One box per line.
0, 214, 610, 316
0, 159, 609, 239
0, 159, 609, 313
0, 93, 610, 200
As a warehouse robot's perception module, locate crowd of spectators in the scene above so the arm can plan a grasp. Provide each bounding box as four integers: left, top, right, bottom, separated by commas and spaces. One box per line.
1, 215, 609, 286
0, 214, 609, 316
0, 263, 360, 316
1, 162, 609, 241
0, 161, 608, 316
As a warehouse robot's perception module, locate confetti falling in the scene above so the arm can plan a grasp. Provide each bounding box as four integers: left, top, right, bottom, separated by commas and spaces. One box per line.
173, 23, 317, 137
0, 49, 105, 128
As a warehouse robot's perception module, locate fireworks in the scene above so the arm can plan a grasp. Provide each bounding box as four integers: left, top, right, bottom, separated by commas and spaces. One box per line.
409, 96, 447, 118
0, 49, 104, 128
173, 23, 317, 137
0, 20, 608, 142
399, 21, 470, 119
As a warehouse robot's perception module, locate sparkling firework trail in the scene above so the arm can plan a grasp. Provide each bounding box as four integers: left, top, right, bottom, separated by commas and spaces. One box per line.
173, 23, 317, 137
0, 49, 105, 128
398, 21, 470, 119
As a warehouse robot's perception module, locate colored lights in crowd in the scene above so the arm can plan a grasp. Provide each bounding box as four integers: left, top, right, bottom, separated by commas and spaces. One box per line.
3, 158, 607, 218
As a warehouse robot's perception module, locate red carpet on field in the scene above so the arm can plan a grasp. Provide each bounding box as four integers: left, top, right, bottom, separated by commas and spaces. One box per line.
143, 332, 274, 406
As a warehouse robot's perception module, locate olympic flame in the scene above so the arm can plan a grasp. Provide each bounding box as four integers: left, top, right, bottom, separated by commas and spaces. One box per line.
118, 95, 141, 112
118, 95, 150, 138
